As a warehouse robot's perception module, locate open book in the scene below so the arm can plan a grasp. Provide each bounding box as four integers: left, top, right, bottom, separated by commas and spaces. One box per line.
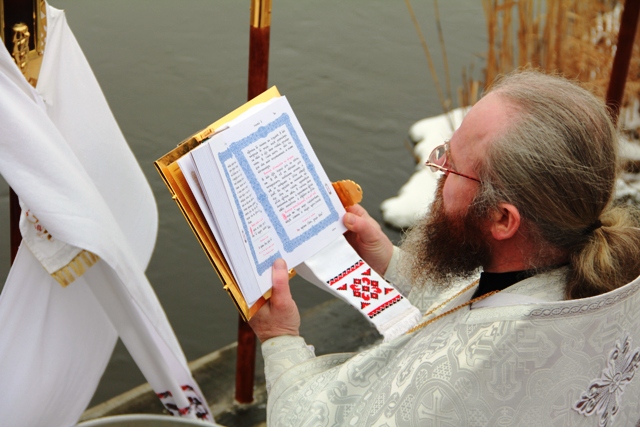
155, 87, 362, 320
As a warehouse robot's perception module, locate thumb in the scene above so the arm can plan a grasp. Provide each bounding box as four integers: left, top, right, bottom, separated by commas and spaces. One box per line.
344, 213, 380, 245
270, 258, 292, 305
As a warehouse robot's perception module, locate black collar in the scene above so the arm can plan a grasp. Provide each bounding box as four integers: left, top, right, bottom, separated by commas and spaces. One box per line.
472, 269, 537, 299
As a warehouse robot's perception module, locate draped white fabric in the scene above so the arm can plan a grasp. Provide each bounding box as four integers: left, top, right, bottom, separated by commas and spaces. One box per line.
0, 5, 214, 425
0, 245, 117, 427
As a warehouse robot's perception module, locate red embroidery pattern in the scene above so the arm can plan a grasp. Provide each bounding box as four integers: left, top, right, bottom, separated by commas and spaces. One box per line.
327, 259, 402, 319
156, 384, 210, 420
368, 294, 403, 318
24, 210, 53, 241
327, 260, 365, 285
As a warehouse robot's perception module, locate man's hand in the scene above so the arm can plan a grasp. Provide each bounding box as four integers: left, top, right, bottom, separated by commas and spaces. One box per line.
343, 204, 394, 276
248, 258, 300, 343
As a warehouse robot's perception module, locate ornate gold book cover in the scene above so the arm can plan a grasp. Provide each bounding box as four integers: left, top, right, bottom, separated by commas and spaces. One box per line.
154, 87, 362, 321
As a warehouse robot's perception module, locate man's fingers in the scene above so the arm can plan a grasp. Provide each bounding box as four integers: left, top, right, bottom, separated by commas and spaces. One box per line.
344, 211, 381, 244
271, 258, 292, 304
248, 258, 300, 342
346, 203, 367, 217
344, 204, 366, 231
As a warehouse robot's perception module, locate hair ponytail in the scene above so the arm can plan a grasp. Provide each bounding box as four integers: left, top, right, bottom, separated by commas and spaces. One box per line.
566, 206, 640, 299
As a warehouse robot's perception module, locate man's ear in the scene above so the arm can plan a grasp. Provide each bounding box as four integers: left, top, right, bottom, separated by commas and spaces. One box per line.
489, 203, 521, 241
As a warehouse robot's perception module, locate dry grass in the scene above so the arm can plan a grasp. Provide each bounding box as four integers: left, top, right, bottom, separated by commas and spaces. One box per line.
407, 0, 640, 120
482, 0, 639, 103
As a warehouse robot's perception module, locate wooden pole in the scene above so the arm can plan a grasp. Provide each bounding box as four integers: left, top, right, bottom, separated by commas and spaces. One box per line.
3, 0, 38, 264
9, 189, 19, 263
605, 0, 640, 125
247, 0, 271, 100
235, 0, 271, 404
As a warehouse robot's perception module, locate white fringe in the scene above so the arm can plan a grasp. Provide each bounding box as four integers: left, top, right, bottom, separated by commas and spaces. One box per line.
378, 306, 422, 342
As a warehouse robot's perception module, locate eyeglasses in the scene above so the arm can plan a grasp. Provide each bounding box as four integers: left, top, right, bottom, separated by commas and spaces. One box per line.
425, 141, 481, 183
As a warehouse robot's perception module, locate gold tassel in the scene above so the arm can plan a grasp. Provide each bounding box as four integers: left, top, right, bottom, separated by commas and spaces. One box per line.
51, 250, 100, 288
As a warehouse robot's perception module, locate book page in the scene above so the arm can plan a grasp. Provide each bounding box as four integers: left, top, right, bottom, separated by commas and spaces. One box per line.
208, 96, 347, 298
189, 142, 264, 306
177, 152, 243, 288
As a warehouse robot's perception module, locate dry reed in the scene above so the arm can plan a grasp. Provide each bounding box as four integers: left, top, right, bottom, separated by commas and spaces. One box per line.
408, 0, 640, 130
482, 1, 639, 111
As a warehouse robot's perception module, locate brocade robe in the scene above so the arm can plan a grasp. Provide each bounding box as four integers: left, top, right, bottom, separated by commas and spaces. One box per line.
262, 248, 640, 426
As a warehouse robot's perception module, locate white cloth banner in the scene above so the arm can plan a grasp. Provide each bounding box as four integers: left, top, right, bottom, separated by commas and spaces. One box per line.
297, 236, 421, 341
0, 4, 215, 425
0, 245, 117, 427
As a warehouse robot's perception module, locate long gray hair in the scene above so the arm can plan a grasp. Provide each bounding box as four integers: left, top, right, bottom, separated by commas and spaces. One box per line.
476, 70, 640, 299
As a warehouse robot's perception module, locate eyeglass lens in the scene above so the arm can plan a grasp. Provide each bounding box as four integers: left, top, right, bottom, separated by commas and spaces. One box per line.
428, 144, 447, 173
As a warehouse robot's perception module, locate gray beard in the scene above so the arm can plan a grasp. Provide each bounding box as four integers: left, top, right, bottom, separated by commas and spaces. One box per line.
397, 177, 491, 290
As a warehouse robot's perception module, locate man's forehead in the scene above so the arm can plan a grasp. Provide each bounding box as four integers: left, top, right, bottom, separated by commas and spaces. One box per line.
451, 93, 510, 159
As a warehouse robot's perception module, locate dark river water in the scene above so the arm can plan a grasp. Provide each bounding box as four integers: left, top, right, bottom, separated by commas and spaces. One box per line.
0, 0, 486, 406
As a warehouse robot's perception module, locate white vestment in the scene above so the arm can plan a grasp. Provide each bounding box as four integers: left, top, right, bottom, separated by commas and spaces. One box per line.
262, 248, 640, 426
0, 5, 214, 425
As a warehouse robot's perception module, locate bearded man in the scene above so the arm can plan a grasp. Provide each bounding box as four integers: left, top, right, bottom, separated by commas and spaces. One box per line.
249, 71, 640, 426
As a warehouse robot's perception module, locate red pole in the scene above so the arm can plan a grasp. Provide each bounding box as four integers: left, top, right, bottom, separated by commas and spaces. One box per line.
247, 0, 271, 100
235, 0, 271, 404
605, 0, 640, 125
9, 190, 20, 263
3, 0, 40, 264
